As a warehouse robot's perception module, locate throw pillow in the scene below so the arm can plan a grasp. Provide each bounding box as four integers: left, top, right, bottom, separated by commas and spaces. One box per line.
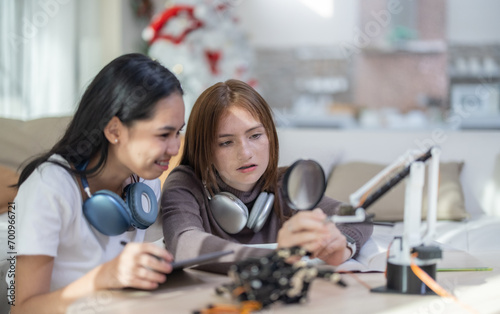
0, 116, 71, 170
325, 161, 469, 222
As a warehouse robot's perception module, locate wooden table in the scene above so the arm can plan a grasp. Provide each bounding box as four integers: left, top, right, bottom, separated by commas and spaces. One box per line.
67, 250, 500, 314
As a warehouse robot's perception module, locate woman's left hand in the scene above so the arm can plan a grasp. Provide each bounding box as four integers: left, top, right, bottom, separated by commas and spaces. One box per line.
278, 208, 352, 266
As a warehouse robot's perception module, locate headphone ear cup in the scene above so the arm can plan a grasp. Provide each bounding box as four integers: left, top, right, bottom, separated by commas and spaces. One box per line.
82, 190, 131, 236
210, 192, 249, 234
247, 192, 275, 233
247, 192, 268, 230
124, 183, 158, 229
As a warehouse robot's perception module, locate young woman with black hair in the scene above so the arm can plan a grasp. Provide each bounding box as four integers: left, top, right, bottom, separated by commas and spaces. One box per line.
12, 53, 185, 313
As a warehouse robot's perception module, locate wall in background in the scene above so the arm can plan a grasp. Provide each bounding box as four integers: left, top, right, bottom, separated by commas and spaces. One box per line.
4, 0, 499, 124
447, 0, 500, 44
237, 0, 358, 48
354, 0, 447, 112
236, 0, 500, 48
234, 0, 500, 129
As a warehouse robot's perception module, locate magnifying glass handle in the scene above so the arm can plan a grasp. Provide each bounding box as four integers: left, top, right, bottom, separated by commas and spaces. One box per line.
326, 208, 366, 224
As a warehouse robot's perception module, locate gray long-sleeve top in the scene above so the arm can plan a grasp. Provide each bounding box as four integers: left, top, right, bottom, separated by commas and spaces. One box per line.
161, 165, 373, 273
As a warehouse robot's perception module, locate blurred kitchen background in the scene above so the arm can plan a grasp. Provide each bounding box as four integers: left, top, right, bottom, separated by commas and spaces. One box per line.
1, 0, 499, 130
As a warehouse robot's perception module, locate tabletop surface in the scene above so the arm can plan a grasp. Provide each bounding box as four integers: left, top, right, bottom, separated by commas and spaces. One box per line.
67, 250, 500, 314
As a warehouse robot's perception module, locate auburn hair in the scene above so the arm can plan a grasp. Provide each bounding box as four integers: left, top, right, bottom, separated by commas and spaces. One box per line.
181, 79, 282, 217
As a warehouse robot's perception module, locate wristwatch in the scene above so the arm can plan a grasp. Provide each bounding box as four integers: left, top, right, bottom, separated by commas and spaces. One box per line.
344, 233, 357, 259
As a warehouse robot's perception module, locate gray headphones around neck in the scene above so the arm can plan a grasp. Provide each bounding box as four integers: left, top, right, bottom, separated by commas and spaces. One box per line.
207, 187, 275, 234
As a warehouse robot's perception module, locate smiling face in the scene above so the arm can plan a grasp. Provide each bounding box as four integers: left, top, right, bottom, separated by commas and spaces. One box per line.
113, 93, 185, 180
213, 106, 270, 192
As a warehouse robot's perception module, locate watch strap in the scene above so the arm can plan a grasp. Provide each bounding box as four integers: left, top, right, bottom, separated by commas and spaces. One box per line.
343, 233, 357, 259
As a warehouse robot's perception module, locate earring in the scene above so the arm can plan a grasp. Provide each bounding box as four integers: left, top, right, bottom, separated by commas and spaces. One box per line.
114, 139, 118, 143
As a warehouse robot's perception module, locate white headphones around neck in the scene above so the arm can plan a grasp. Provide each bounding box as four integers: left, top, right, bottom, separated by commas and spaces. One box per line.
207, 189, 275, 234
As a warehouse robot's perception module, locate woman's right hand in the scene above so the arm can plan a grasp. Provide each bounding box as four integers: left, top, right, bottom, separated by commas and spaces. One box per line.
12, 243, 174, 314
99, 242, 174, 290
277, 208, 351, 265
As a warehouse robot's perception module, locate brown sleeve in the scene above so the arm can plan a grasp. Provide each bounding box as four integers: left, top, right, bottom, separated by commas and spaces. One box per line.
160, 167, 273, 273
315, 195, 373, 259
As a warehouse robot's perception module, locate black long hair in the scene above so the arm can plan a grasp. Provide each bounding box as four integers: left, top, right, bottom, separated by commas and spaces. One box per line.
15, 53, 183, 187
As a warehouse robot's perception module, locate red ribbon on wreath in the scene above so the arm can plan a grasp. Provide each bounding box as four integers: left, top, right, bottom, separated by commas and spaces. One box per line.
143, 5, 203, 45
204, 50, 222, 75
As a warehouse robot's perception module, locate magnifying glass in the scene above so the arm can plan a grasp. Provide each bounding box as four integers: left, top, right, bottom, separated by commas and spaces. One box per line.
282, 159, 326, 211
282, 159, 367, 224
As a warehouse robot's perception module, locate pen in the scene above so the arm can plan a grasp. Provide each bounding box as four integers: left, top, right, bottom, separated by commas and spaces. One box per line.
437, 267, 493, 272
120, 240, 165, 262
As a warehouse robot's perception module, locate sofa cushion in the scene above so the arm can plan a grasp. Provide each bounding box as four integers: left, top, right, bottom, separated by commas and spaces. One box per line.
0, 116, 72, 170
325, 161, 469, 222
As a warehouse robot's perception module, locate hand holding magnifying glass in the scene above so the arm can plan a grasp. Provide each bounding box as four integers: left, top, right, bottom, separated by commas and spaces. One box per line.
278, 160, 353, 264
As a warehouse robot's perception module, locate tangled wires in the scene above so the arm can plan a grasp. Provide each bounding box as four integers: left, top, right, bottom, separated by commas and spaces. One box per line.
194, 246, 346, 313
